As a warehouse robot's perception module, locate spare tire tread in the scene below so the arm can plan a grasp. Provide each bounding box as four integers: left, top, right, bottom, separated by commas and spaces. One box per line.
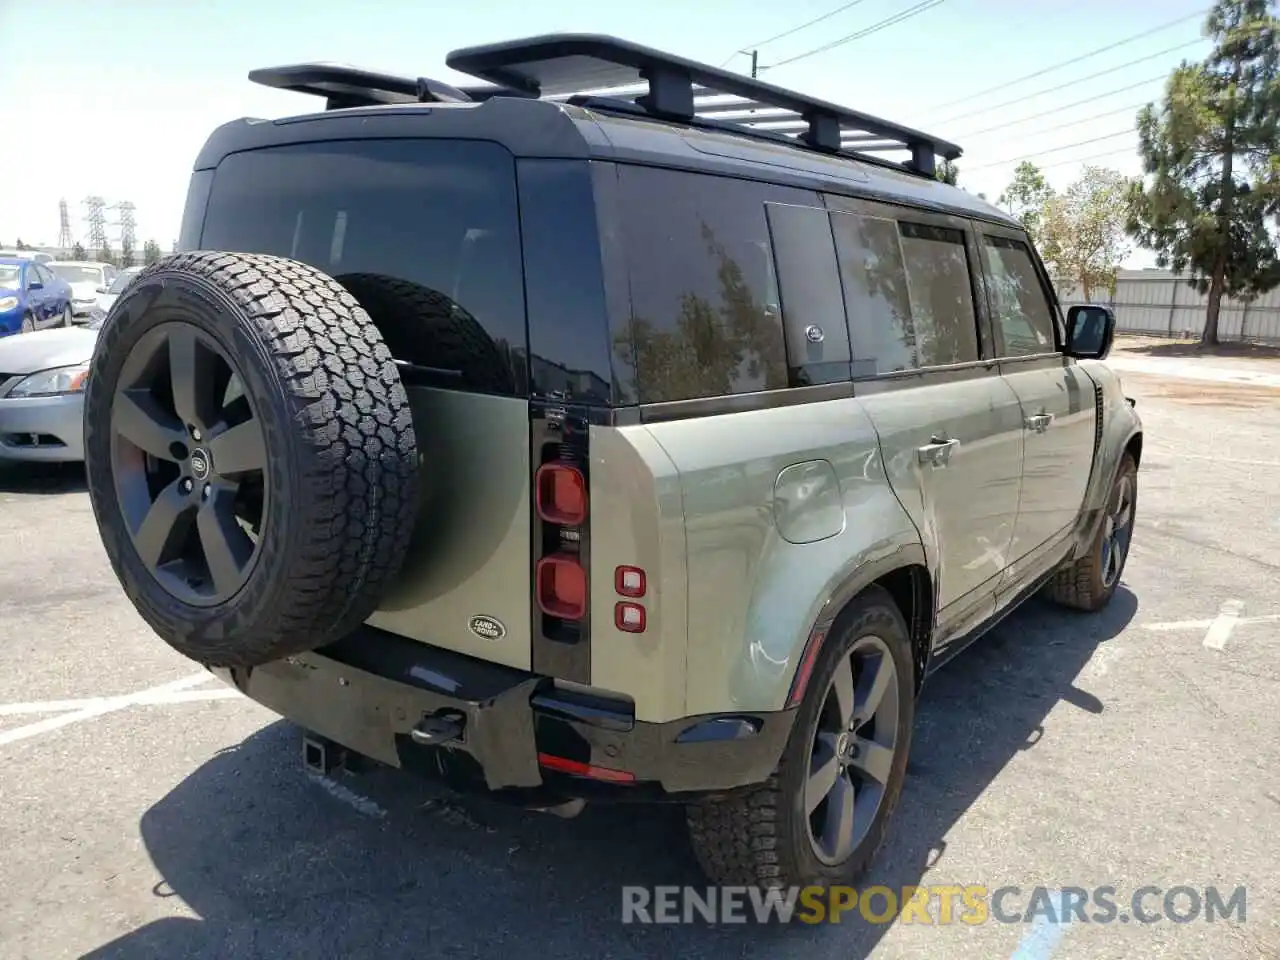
85, 250, 419, 667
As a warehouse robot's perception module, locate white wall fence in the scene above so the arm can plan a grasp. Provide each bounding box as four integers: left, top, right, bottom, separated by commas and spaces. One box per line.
1058, 269, 1280, 343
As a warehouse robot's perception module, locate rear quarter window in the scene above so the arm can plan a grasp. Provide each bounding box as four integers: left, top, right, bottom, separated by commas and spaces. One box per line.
613, 166, 818, 404
199, 138, 527, 396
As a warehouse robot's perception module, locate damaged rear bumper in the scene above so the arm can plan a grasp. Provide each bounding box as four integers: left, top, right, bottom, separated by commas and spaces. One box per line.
213, 624, 795, 802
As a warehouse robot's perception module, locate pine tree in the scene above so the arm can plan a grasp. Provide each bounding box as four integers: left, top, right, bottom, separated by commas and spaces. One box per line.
1127, 0, 1280, 346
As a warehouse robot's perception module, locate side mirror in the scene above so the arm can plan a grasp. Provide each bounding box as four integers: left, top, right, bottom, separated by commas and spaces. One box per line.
1065, 304, 1115, 360
95, 285, 109, 294
28, 280, 43, 291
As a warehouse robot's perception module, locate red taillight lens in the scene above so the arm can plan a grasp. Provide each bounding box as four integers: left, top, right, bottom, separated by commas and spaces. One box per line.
614, 565, 646, 598
535, 463, 588, 526
536, 553, 587, 620
615, 601, 646, 633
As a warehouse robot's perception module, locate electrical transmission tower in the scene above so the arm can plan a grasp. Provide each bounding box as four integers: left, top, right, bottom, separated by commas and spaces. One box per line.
82, 196, 108, 251
110, 201, 137, 251
57, 199, 74, 250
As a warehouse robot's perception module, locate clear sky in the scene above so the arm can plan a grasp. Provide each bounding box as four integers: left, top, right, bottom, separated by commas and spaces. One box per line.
2, 0, 1213, 267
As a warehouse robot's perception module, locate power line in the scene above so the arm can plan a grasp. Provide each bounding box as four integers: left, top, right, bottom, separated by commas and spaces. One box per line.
934, 38, 1203, 126
1037, 147, 1136, 172
966, 102, 1146, 144
762, 0, 952, 70
967, 128, 1137, 171
734, 0, 874, 54
930, 9, 1208, 112
951, 74, 1166, 139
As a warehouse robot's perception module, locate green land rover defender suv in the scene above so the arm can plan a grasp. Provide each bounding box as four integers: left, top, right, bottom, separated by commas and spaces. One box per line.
83, 35, 1142, 889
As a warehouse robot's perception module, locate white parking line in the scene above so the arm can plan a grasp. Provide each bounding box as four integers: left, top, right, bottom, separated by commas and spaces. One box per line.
307, 773, 387, 819
0, 672, 234, 747
1202, 600, 1245, 650
1142, 612, 1280, 632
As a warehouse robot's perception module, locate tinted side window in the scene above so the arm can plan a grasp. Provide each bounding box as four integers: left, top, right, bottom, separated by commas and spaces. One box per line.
831, 213, 979, 373
982, 235, 1057, 357
831, 212, 917, 376
201, 139, 527, 396
33, 265, 52, 285
615, 166, 814, 404
898, 222, 979, 367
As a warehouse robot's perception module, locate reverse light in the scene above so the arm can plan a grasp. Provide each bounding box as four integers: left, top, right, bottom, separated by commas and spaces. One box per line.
614, 565, 646, 598
535, 463, 588, 526
7, 363, 91, 398
536, 553, 587, 620
614, 602, 646, 633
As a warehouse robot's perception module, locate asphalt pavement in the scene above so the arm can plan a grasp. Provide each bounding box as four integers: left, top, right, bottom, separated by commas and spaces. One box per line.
0, 354, 1277, 960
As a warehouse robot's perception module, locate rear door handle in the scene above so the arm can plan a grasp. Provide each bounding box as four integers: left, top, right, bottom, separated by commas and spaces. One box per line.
1024, 413, 1054, 433
917, 437, 960, 468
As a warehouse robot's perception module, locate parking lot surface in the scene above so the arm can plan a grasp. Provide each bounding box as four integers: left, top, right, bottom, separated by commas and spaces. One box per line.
1, 351, 1278, 959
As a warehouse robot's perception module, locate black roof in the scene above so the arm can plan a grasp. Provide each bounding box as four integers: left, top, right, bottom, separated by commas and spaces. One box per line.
201, 34, 1015, 227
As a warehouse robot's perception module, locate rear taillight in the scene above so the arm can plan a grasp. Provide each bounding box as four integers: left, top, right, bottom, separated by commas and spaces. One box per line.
536, 553, 587, 620
535, 463, 588, 526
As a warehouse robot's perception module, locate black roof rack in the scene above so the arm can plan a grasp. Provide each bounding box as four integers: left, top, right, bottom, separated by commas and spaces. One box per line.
247, 63, 534, 111
445, 33, 961, 178
248, 35, 961, 179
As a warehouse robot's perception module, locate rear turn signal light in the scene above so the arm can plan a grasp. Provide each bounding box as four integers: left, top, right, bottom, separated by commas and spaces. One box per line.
536, 553, 587, 620
535, 463, 588, 526
615, 602, 646, 633
614, 565, 646, 598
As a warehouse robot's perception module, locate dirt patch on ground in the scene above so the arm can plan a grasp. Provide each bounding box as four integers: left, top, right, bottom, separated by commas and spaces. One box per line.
1121, 370, 1280, 409
1114, 335, 1280, 363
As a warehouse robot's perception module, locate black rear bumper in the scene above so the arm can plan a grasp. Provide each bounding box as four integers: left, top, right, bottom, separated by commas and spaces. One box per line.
216, 624, 795, 802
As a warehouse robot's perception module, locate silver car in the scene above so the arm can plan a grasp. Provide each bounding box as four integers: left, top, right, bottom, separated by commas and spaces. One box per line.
47, 260, 117, 321
0, 316, 100, 462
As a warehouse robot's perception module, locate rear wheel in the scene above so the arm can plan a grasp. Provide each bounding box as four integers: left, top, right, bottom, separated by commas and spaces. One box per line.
686, 586, 915, 888
61, 305, 73, 327
83, 251, 420, 667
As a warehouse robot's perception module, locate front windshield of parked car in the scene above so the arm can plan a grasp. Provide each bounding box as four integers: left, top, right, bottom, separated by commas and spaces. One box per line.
108, 269, 142, 294
50, 264, 104, 283
0, 265, 20, 289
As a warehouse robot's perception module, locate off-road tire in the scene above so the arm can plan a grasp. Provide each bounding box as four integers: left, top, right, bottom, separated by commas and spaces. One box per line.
84, 251, 420, 667
1043, 453, 1137, 612
685, 585, 915, 889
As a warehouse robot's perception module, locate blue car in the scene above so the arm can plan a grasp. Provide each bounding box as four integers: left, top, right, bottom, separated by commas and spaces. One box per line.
0, 257, 75, 336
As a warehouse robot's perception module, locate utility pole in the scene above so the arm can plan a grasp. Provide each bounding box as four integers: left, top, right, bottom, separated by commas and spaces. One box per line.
750, 49, 758, 78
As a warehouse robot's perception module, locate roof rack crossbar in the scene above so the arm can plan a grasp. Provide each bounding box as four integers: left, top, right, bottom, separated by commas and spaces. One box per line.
445, 33, 960, 178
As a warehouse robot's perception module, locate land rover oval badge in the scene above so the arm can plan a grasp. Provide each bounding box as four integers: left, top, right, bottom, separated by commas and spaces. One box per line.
469, 615, 506, 641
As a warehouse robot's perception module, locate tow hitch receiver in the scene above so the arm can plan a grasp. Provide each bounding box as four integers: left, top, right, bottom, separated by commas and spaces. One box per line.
410, 710, 466, 747
303, 733, 348, 775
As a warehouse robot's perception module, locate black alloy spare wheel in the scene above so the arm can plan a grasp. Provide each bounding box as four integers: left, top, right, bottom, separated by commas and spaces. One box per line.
110, 321, 267, 607
83, 251, 420, 668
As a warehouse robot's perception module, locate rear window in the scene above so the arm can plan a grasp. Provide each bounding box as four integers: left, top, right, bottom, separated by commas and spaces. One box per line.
200, 138, 527, 396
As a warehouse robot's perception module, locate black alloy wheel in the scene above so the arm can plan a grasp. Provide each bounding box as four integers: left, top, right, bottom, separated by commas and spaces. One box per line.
110, 321, 267, 606
804, 633, 902, 865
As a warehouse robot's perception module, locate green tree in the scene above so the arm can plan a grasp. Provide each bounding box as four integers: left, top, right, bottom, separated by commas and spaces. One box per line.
1040, 166, 1136, 301
97, 243, 116, 266
936, 159, 960, 186
143, 239, 163, 265
119, 238, 135, 267
14, 238, 27, 250
1127, 0, 1280, 346
71, 242, 87, 260
998, 161, 1055, 246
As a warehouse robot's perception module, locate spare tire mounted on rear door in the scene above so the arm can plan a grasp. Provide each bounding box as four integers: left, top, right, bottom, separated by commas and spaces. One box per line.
83, 251, 420, 668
